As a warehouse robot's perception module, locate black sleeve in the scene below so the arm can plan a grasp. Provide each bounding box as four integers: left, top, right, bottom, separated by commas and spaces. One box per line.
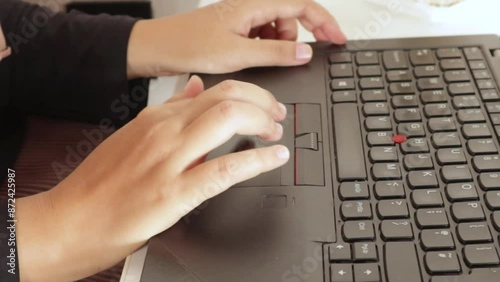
0, 0, 148, 126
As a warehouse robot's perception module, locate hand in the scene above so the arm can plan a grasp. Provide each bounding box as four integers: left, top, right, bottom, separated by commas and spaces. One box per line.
126, 0, 346, 78
16, 77, 290, 281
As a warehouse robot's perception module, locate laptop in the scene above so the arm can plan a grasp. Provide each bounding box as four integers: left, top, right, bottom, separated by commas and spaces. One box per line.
138, 35, 500, 282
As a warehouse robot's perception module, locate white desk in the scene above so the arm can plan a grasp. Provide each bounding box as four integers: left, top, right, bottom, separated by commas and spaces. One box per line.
123, 0, 500, 280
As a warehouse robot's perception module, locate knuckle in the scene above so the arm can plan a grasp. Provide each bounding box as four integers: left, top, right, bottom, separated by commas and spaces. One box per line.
216, 156, 234, 182
216, 100, 237, 121
219, 79, 242, 96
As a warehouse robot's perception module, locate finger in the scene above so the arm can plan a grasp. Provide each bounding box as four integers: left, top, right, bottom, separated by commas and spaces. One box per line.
182, 80, 287, 124
237, 38, 313, 67
313, 27, 329, 41
275, 18, 298, 41
168, 75, 205, 103
172, 101, 284, 170
179, 145, 289, 206
258, 23, 278, 40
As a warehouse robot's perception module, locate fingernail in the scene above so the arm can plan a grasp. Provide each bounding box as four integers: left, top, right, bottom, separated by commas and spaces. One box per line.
276, 146, 290, 160
278, 103, 287, 115
296, 43, 313, 60
183, 76, 196, 91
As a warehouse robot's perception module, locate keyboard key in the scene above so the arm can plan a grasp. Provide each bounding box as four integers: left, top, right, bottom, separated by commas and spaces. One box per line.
429, 118, 456, 132
410, 49, 435, 65
358, 65, 381, 77
401, 138, 430, 154
441, 165, 473, 183
411, 189, 443, 208
420, 229, 455, 251
436, 148, 467, 165
392, 95, 418, 108
462, 124, 491, 139
360, 77, 384, 89
481, 90, 500, 101
367, 132, 393, 146
464, 244, 500, 267
369, 147, 398, 163
493, 211, 500, 231
333, 105, 367, 181
424, 104, 452, 118
356, 51, 378, 65
457, 109, 486, 124
425, 251, 461, 274
341, 201, 372, 220
331, 79, 355, 90
452, 95, 480, 109
384, 243, 422, 282
478, 79, 495, 90
446, 183, 479, 202
377, 200, 409, 219
330, 52, 352, 63
331, 264, 353, 282
485, 191, 500, 210
486, 102, 500, 113
440, 59, 467, 70
418, 77, 444, 90
372, 163, 401, 180
421, 90, 448, 104
354, 263, 380, 282
479, 173, 500, 190
473, 155, 500, 172
432, 268, 500, 282
330, 64, 354, 78
342, 221, 375, 242
363, 103, 389, 116
394, 108, 421, 122
380, 220, 413, 240
473, 69, 491, 80
386, 70, 412, 82
353, 242, 378, 262
437, 48, 462, 59
414, 65, 440, 77
365, 116, 392, 131
332, 90, 357, 103
449, 82, 475, 95
339, 182, 370, 200
491, 114, 500, 125
374, 181, 405, 199
404, 154, 434, 170
464, 47, 483, 60
416, 208, 449, 228
469, 60, 487, 70
329, 243, 352, 262
389, 82, 416, 94
398, 123, 426, 137
383, 50, 408, 70
432, 132, 461, 148
451, 202, 485, 222
407, 170, 438, 189
457, 223, 492, 244
361, 90, 387, 102
444, 70, 470, 82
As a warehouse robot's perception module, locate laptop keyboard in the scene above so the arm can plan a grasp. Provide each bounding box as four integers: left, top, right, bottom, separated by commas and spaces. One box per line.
327, 47, 500, 282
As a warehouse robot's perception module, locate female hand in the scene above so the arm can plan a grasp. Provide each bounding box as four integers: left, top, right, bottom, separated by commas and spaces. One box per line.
16, 77, 290, 281
126, 0, 346, 77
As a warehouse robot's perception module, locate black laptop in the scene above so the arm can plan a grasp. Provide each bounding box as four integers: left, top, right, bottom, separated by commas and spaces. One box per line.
139, 35, 500, 282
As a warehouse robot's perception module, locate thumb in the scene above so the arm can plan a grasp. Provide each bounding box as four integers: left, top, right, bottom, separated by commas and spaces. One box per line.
240, 40, 313, 68
168, 75, 205, 103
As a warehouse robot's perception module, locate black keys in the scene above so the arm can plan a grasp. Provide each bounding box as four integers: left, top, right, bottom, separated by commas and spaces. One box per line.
436, 148, 467, 165
418, 77, 444, 90
330, 52, 352, 63
478, 79, 495, 90
464, 47, 483, 60
437, 48, 462, 59
377, 200, 409, 219
469, 60, 487, 70
474, 69, 491, 80
361, 90, 387, 102
425, 251, 461, 274
356, 51, 378, 65
339, 182, 370, 200
374, 181, 405, 199
329, 243, 352, 262
449, 82, 475, 96
394, 108, 421, 122
389, 82, 415, 95
425, 104, 452, 118
401, 138, 430, 154
457, 223, 492, 244
384, 243, 422, 282
441, 165, 473, 183
333, 105, 367, 181
414, 65, 440, 78
440, 59, 467, 70
416, 208, 449, 228
353, 242, 378, 262
372, 163, 401, 180
380, 220, 413, 240
410, 49, 435, 66
404, 154, 434, 170
392, 95, 418, 108
408, 170, 438, 189
387, 70, 412, 82
451, 202, 485, 222
463, 124, 492, 139
432, 132, 461, 148
360, 77, 384, 90
492, 114, 500, 125
332, 90, 357, 103
342, 221, 375, 242
485, 191, 500, 210
358, 65, 381, 77
341, 201, 372, 220
432, 268, 500, 282
420, 229, 455, 251
493, 211, 500, 231
486, 102, 500, 113
444, 70, 470, 82
367, 132, 393, 146
421, 91, 448, 104
481, 90, 500, 102
411, 189, 443, 208
428, 117, 457, 132
331, 264, 353, 282
383, 50, 408, 70
398, 122, 425, 137
452, 95, 480, 109
354, 264, 380, 282
463, 244, 500, 267
473, 155, 500, 172
446, 183, 479, 202
330, 64, 353, 78
363, 103, 389, 116
331, 79, 355, 90
365, 116, 392, 131
479, 173, 500, 190
457, 109, 486, 123
369, 147, 398, 163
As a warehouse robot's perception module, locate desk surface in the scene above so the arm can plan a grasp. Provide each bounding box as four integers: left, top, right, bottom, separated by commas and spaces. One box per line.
124, 0, 500, 280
